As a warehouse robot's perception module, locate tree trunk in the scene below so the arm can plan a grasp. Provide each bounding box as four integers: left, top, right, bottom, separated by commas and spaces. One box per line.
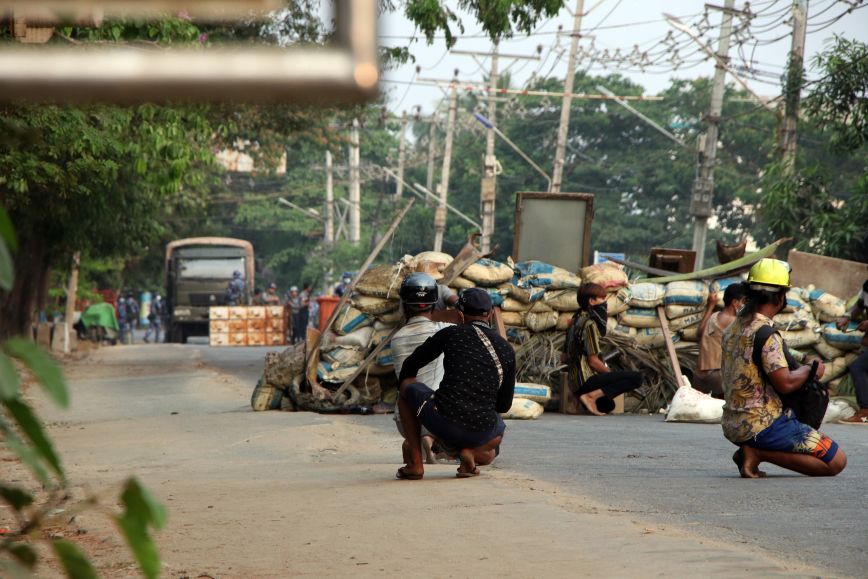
0, 236, 51, 340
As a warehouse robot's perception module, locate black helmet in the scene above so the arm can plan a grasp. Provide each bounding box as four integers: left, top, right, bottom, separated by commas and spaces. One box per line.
400, 273, 438, 310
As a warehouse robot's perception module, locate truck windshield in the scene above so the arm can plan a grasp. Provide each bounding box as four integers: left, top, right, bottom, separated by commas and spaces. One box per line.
178, 257, 245, 280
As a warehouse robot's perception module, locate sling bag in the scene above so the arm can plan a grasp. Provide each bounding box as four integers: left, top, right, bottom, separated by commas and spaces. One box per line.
752, 324, 827, 430
473, 324, 504, 388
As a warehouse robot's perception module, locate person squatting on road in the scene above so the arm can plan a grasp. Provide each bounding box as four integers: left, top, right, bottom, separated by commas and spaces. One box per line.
563, 283, 644, 415
835, 278, 868, 424
694, 283, 745, 398
391, 273, 453, 464
721, 259, 847, 478
395, 288, 515, 480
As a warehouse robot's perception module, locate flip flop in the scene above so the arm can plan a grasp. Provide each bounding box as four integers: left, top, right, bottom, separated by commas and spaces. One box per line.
456, 467, 480, 478
395, 467, 423, 481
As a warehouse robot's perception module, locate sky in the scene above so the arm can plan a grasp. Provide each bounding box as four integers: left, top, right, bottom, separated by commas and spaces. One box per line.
378, 0, 868, 115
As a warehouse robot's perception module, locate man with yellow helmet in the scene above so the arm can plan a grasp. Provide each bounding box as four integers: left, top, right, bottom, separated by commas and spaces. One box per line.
720, 259, 847, 478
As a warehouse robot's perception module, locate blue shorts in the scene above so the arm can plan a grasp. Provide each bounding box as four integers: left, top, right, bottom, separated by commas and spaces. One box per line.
402, 382, 506, 450
747, 410, 839, 463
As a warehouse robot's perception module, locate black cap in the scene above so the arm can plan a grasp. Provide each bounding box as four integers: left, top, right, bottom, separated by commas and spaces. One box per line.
457, 288, 492, 316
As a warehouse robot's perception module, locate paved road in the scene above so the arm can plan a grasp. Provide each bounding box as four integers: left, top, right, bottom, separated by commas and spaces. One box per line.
197, 343, 868, 578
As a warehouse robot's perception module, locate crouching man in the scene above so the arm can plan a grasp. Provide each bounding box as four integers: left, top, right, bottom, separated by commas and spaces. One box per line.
395, 288, 515, 480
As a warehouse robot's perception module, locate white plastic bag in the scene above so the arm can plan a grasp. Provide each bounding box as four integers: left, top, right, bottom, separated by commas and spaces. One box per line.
665, 377, 724, 423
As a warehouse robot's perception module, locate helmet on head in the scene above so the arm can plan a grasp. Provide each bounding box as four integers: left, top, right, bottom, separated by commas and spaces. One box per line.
289, 285, 298, 293
747, 258, 791, 291
233, 270, 242, 279
268, 282, 277, 290
400, 273, 438, 310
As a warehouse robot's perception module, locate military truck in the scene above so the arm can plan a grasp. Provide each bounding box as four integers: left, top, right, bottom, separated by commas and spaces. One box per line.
165, 237, 254, 343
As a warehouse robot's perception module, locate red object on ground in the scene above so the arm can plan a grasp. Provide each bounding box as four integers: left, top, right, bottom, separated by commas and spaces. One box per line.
317, 296, 340, 331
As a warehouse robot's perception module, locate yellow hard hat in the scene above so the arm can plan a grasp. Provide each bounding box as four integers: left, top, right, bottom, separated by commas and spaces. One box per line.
747, 258, 790, 290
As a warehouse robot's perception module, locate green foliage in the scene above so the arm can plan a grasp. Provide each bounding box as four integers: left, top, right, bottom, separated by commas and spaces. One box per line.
52, 541, 99, 579
115, 479, 167, 579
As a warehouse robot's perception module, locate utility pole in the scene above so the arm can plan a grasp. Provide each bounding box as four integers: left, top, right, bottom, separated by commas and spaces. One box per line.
434, 72, 459, 252
425, 115, 438, 205
395, 111, 407, 200
480, 43, 499, 254
779, 0, 808, 175
349, 118, 361, 245
325, 151, 334, 246
64, 251, 80, 354
689, 0, 735, 271
551, 0, 585, 193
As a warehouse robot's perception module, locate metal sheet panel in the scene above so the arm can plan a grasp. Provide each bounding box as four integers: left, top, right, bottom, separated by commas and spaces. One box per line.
513, 192, 594, 273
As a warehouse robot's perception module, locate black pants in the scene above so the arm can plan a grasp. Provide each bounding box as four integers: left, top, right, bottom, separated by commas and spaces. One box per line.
576, 371, 643, 414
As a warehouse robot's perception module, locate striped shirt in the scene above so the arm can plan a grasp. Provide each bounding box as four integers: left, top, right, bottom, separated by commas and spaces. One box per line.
392, 316, 452, 390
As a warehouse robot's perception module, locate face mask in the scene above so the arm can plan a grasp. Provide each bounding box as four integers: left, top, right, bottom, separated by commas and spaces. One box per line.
590, 303, 608, 335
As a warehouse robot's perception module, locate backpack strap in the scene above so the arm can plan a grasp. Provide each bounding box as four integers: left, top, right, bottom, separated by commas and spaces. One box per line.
751, 323, 798, 380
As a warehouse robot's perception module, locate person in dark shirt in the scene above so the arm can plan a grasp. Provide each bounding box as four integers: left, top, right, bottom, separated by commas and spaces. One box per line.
396, 288, 515, 480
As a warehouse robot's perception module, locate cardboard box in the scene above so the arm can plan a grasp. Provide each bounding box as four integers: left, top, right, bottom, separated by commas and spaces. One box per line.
229, 319, 247, 333
266, 318, 285, 332
229, 332, 248, 346
247, 331, 265, 346
247, 306, 266, 320
248, 318, 266, 332
229, 307, 247, 320
265, 305, 285, 319
210, 306, 229, 320
265, 332, 285, 346
209, 320, 229, 334
210, 333, 230, 347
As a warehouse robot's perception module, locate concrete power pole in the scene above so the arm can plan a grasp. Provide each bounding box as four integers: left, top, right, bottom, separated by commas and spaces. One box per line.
434, 73, 459, 252
325, 151, 335, 246
779, 0, 808, 174
395, 111, 408, 200
689, 0, 735, 270
480, 43, 499, 254
425, 116, 438, 203
349, 118, 361, 245
551, 0, 585, 194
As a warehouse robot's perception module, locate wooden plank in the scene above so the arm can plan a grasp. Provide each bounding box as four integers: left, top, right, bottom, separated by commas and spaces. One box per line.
440, 232, 487, 286
491, 306, 507, 339
656, 306, 684, 389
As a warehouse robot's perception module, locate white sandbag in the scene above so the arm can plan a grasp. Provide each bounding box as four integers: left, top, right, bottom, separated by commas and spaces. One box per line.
664, 281, 708, 307
321, 346, 366, 366
808, 289, 846, 322
508, 283, 546, 304
580, 262, 628, 291
783, 289, 808, 313
463, 258, 514, 287
413, 251, 452, 270
618, 308, 661, 329
373, 319, 398, 331
251, 378, 283, 411
627, 282, 666, 308
634, 327, 676, 348
820, 352, 859, 384
543, 289, 580, 312
334, 305, 374, 336
665, 382, 724, 423
526, 271, 582, 289
450, 276, 476, 290
501, 297, 530, 312
526, 310, 558, 332
556, 312, 573, 331
773, 309, 812, 331
668, 312, 704, 332
376, 309, 403, 324
502, 311, 526, 327
609, 289, 631, 316
529, 301, 554, 313
780, 326, 820, 349
355, 264, 408, 298
502, 398, 544, 420
823, 398, 856, 423
351, 294, 400, 315
814, 339, 845, 360
664, 303, 705, 319
821, 322, 865, 351
680, 326, 700, 342
513, 383, 552, 405
328, 326, 375, 349
609, 319, 637, 339
317, 361, 360, 383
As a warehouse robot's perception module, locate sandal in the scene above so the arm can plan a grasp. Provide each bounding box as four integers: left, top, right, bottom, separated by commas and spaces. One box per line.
455, 467, 480, 478
395, 467, 423, 480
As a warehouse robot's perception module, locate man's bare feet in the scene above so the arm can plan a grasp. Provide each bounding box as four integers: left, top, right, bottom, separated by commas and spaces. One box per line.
736, 445, 767, 478
579, 393, 606, 416
422, 436, 437, 465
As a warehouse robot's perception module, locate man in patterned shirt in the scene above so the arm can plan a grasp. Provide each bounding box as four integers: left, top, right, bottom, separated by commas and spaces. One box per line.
721, 259, 847, 478
395, 288, 515, 480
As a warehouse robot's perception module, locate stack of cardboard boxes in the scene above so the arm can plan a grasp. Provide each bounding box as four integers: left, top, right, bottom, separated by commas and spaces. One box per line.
209, 306, 286, 347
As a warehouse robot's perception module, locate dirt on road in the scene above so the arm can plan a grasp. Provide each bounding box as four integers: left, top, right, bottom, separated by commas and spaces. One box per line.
11, 345, 832, 578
